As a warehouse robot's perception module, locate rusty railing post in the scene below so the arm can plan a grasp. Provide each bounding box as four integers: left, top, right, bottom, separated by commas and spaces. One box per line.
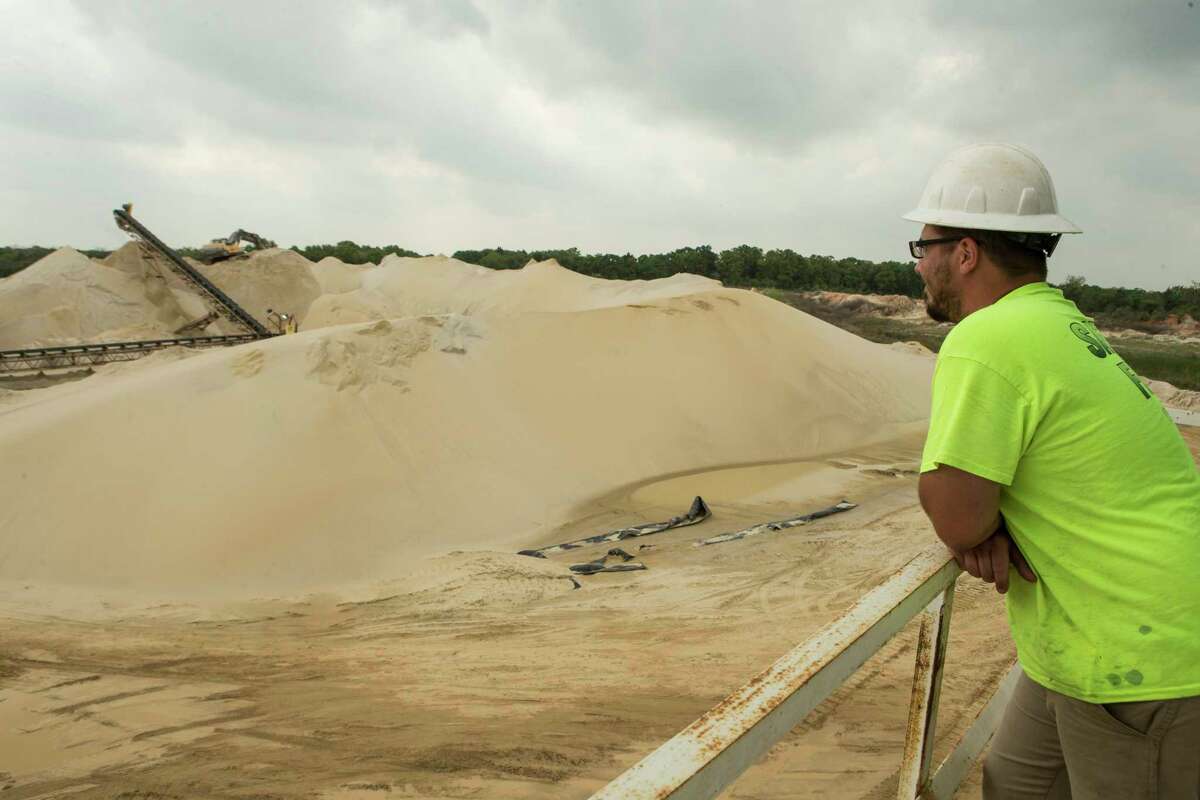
897, 583, 955, 798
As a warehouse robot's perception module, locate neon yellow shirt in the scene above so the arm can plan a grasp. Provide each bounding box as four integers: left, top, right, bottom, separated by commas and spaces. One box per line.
921, 281, 1200, 702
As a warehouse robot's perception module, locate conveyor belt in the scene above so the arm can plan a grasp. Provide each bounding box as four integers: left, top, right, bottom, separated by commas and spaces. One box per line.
113, 207, 271, 337
0, 335, 265, 375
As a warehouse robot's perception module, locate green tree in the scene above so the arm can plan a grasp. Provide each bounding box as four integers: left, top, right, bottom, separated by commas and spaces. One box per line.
717, 245, 762, 285
296, 241, 422, 264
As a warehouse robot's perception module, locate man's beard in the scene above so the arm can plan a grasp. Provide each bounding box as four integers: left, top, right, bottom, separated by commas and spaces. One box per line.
924, 278, 960, 323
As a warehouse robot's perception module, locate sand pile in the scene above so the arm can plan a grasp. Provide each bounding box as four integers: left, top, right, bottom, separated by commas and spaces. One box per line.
310, 256, 370, 295
1147, 379, 1200, 412
806, 290, 929, 320
304, 255, 722, 327
888, 340, 934, 358
0, 267, 933, 600
0, 244, 328, 347
1110, 327, 1200, 346
0, 247, 193, 348
197, 248, 323, 331
102, 242, 218, 330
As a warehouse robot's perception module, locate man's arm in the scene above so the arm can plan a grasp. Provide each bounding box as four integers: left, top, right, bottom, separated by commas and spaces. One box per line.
917, 464, 1002, 551
918, 465, 1037, 593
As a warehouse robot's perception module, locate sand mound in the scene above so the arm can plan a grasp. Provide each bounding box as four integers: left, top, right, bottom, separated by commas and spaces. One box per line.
101, 240, 159, 276
0, 244, 326, 345
100, 242, 217, 332
1109, 327, 1200, 346
0, 284, 931, 600
0, 248, 192, 348
196, 248, 323, 331
1147, 379, 1200, 412
304, 256, 721, 327
311, 256, 370, 295
0, 243, 325, 347
888, 340, 934, 358
807, 290, 929, 320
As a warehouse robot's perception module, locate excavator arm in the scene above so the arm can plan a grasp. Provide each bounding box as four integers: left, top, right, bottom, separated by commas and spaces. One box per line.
196, 229, 277, 264
221, 229, 276, 249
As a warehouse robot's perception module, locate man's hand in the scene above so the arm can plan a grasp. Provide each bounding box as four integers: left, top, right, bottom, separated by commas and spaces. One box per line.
953, 530, 1037, 594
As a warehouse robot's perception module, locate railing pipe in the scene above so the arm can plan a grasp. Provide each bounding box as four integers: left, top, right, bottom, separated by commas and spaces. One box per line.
589, 544, 959, 800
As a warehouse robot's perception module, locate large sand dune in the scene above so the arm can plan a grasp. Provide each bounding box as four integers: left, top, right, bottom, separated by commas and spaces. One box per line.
0, 258, 931, 599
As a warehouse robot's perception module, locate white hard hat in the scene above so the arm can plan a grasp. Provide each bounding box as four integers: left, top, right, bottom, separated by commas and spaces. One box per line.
903, 143, 1081, 235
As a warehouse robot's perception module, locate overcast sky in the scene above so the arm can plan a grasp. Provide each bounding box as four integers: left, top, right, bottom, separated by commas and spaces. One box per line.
1, 1, 1197, 290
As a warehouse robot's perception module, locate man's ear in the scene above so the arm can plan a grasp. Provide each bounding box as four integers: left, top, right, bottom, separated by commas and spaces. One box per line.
957, 236, 981, 276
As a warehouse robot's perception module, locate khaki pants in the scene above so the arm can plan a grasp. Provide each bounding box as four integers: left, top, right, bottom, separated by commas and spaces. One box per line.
984, 671, 1200, 799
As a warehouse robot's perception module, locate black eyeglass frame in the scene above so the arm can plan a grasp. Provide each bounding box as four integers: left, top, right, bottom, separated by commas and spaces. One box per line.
908, 236, 967, 259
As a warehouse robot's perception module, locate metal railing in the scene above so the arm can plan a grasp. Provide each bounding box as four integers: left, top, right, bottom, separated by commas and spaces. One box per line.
589, 542, 1020, 800
1168, 407, 1200, 427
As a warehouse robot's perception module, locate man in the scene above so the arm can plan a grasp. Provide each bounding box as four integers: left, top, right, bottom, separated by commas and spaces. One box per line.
907, 143, 1200, 799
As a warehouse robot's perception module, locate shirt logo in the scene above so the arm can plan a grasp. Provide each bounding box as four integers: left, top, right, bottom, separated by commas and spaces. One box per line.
1070, 321, 1113, 358
1069, 321, 1151, 399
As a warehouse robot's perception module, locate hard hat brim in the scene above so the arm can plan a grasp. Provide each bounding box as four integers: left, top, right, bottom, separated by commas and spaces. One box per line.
902, 208, 1081, 235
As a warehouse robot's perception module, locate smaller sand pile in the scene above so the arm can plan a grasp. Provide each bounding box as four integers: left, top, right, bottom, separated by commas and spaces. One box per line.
0, 248, 192, 349
0, 244, 327, 348
1147, 379, 1200, 412
1161, 314, 1200, 338
310, 256, 370, 295
197, 249, 323, 331
806, 291, 929, 320
888, 341, 934, 358
101, 242, 215, 325
98, 243, 325, 337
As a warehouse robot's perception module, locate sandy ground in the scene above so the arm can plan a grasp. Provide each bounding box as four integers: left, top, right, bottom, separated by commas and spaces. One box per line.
1, 425, 1029, 800
2, 429, 1195, 799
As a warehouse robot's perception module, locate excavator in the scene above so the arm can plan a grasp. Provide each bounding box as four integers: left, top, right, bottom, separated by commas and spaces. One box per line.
195, 229, 277, 264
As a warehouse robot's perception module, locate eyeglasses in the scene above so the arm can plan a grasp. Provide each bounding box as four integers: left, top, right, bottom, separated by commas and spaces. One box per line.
908, 236, 965, 259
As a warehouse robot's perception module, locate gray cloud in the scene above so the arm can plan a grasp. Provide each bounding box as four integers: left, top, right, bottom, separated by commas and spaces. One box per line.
0, 0, 1195, 289
491, 1, 923, 151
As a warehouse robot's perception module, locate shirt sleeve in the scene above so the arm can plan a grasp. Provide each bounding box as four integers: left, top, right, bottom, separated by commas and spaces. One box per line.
920, 355, 1034, 485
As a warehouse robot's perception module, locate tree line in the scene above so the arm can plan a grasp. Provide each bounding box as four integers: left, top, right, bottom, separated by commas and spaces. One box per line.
2, 242, 1196, 321
290, 241, 422, 264
448, 245, 1200, 321
1055, 275, 1200, 324
450, 245, 927, 296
